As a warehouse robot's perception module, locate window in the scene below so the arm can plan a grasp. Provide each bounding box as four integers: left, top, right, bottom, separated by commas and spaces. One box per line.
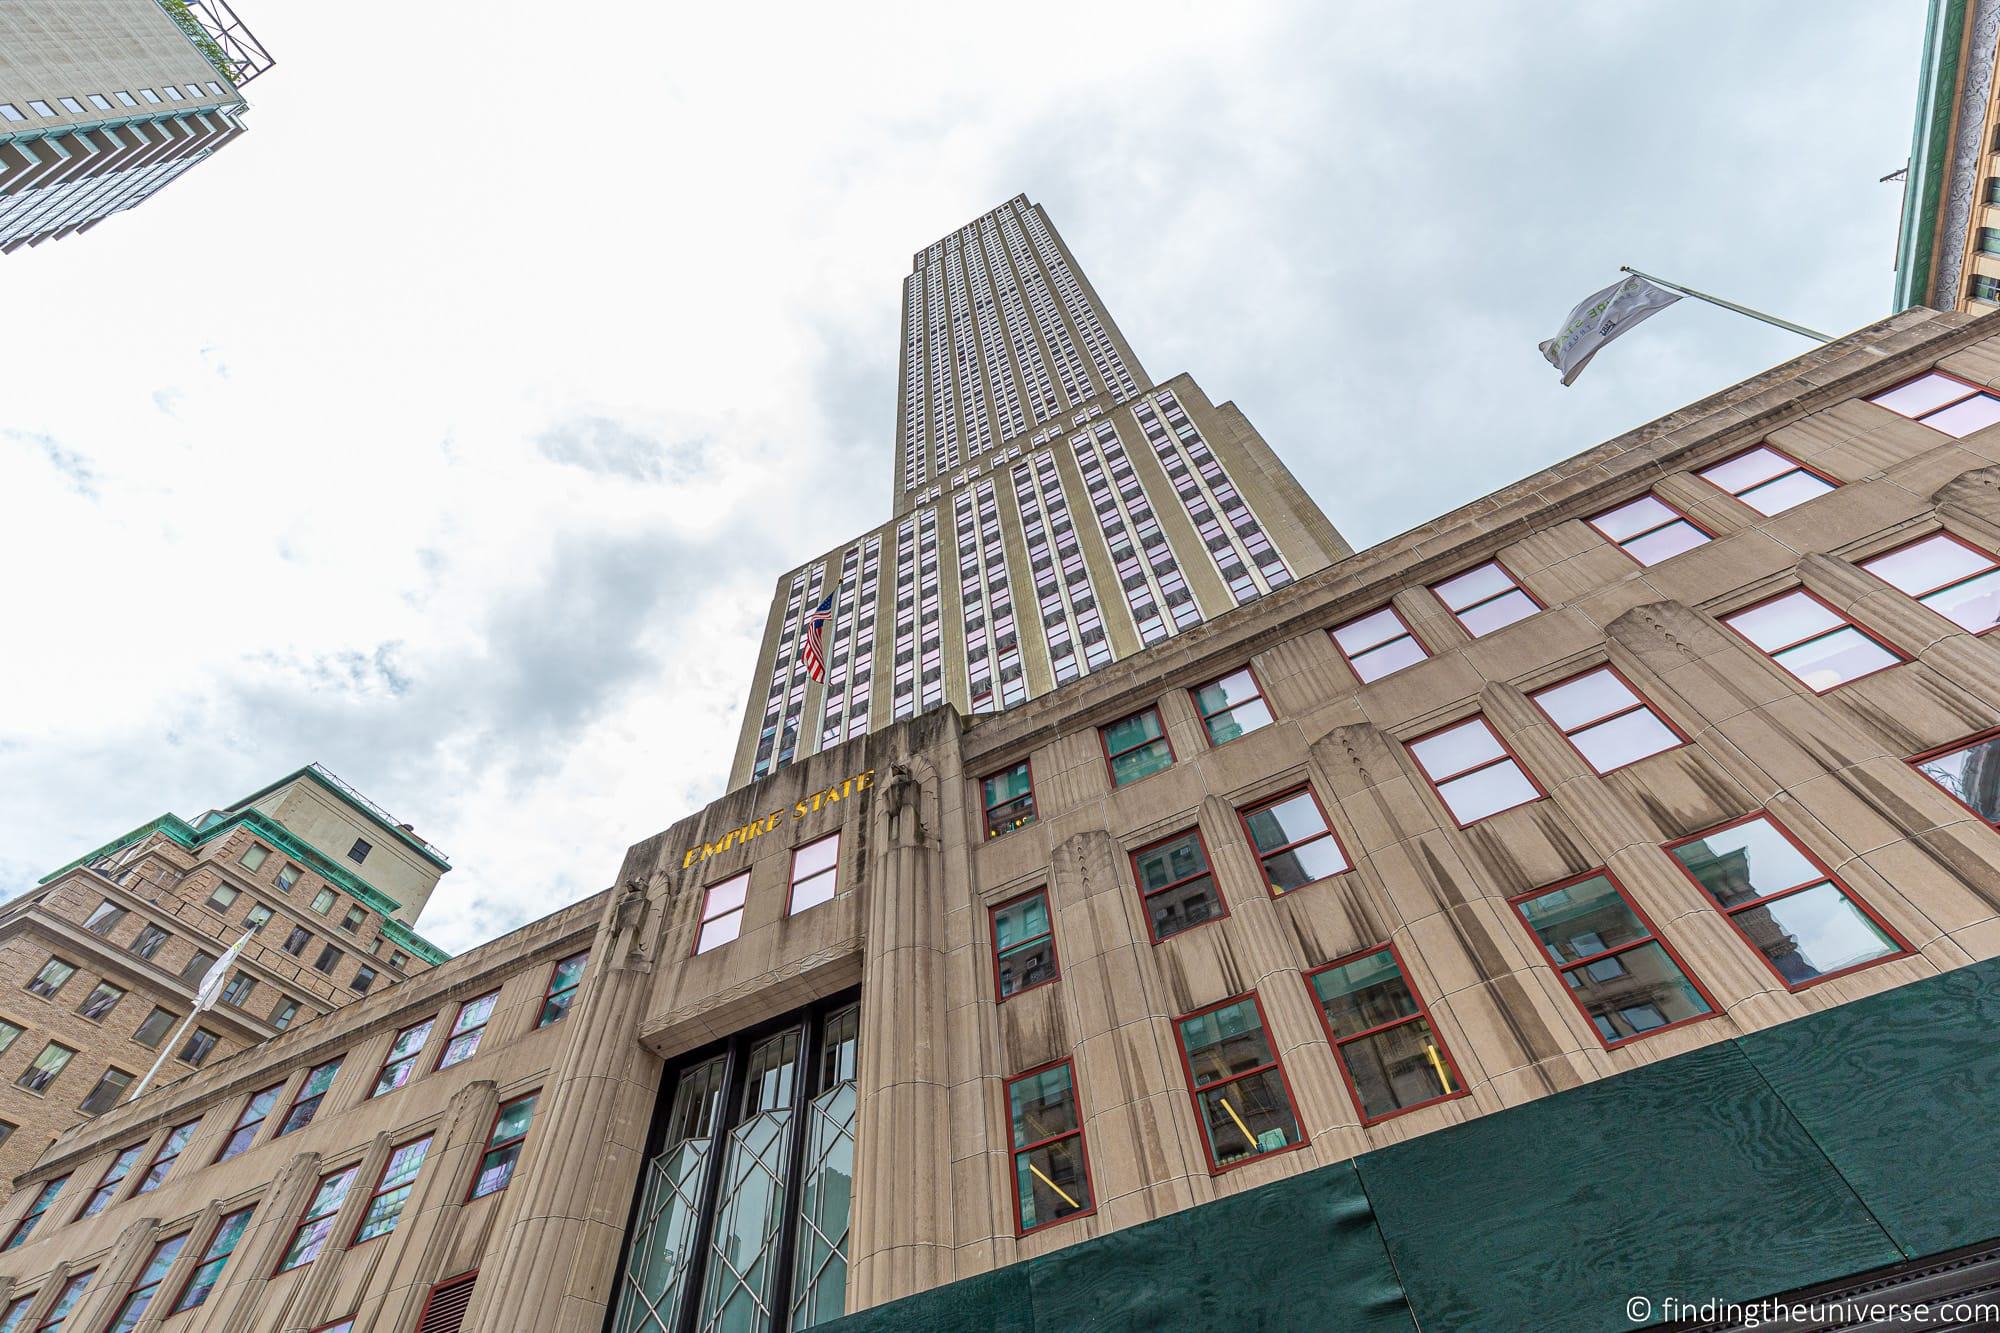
180, 949, 216, 984
991, 889, 1059, 999
28, 1271, 91, 1331
371, 1019, 434, 1096
1985, 227, 2000, 255
351, 966, 378, 993
1307, 945, 1465, 1123
87, 93, 111, 110
276, 863, 302, 892
139, 88, 160, 104
277, 1058, 343, 1136
1131, 829, 1226, 942
1667, 815, 1908, 988
162, 86, 182, 101
1869, 370, 2000, 437
341, 906, 365, 933
314, 944, 340, 973
132, 1007, 176, 1048
1005, 1062, 1093, 1232
113, 89, 137, 106
1861, 532, 2000, 634
271, 998, 300, 1029
981, 761, 1037, 839
207, 883, 241, 911
1696, 444, 1835, 515
178, 1028, 219, 1067
1329, 605, 1428, 682
0, 103, 20, 122
17, 1042, 75, 1094
1408, 716, 1541, 826
0, 1297, 25, 1332
206, 81, 224, 95
0, 1019, 15, 1055
82, 1144, 144, 1216
312, 888, 336, 914
30, 99, 55, 116
240, 843, 269, 872
135, 1119, 198, 1193
1190, 667, 1272, 745
540, 952, 588, 1026
391, 950, 410, 970
0, 1123, 11, 1151
83, 900, 126, 934
80, 1067, 133, 1115
788, 833, 840, 914
1723, 589, 1901, 692
1913, 729, 2000, 828
277, 1166, 358, 1271
1530, 665, 1684, 774
129, 924, 169, 960
245, 902, 273, 932
437, 991, 499, 1069
350, 1135, 433, 1245
348, 838, 372, 864
58, 97, 84, 113
1975, 274, 2000, 305
107, 1233, 185, 1324
220, 972, 255, 1007
77, 980, 124, 1021
1239, 787, 1349, 895
216, 1083, 283, 1161
469, 1093, 537, 1199
1101, 706, 1174, 785
284, 926, 312, 955
1431, 560, 1540, 637
27, 957, 75, 998
694, 875, 748, 955
3, 1177, 65, 1249
1175, 994, 1303, 1171
1586, 494, 1710, 565
171, 1206, 254, 1314
1512, 871, 1716, 1046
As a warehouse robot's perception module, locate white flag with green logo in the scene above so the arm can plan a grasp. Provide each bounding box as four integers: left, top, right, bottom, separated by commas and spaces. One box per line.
1539, 275, 1682, 386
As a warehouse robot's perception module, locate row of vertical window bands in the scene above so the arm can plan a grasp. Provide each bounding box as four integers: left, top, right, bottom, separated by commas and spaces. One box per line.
0, 81, 230, 123
1326, 368, 2000, 689
0, 951, 591, 1262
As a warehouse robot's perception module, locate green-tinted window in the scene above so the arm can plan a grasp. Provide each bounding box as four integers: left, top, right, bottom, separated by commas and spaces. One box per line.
1515, 872, 1713, 1044
1190, 668, 1272, 745
1007, 1062, 1092, 1231
992, 890, 1057, 998
981, 762, 1036, 839
1309, 949, 1460, 1122
1131, 831, 1223, 941
1175, 996, 1300, 1170
1102, 707, 1173, 786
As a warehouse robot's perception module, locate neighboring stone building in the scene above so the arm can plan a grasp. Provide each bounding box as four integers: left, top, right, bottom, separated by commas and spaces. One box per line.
9, 303, 2000, 1330
1895, 0, 2000, 312
0, 765, 448, 1207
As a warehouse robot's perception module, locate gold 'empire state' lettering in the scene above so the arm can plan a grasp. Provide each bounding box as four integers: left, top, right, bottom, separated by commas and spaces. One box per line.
681, 769, 874, 869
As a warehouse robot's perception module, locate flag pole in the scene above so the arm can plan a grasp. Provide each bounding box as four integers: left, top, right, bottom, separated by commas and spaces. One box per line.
1619, 267, 1834, 344
127, 1010, 199, 1103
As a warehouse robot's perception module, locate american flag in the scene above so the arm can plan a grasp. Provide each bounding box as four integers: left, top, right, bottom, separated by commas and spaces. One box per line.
801, 593, 834, 683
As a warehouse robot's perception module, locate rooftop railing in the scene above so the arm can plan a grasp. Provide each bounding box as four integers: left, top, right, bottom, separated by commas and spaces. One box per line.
155, 0, 275, 87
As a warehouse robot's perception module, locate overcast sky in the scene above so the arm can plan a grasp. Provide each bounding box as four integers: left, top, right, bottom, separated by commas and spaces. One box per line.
0, 1, 1929, 953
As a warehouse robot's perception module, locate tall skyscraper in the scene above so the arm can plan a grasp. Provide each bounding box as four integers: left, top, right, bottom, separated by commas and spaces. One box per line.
0, 0, 272, 252
730, 194, 1351, 787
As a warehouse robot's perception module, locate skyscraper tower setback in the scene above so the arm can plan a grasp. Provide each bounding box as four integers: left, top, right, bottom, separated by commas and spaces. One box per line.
729, 194, 1351, 788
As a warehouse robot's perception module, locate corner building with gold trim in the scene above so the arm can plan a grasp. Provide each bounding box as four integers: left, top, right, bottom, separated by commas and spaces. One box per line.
12, 239, 2000, 1333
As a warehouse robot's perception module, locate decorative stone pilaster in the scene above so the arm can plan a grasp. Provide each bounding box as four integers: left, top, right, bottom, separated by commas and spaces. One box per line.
61, 1214, 158, 1332
214, 1150, 322, 1333
132, 1199, 224, 1333
280, 1132, 395, 1332
367, 1081, 500, 1332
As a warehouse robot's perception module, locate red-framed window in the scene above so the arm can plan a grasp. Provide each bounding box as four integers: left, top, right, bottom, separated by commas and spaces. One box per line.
1585, 494, 1711, 566
1101, 705, 1174, 786
694, 875, 748, 955
276, 1058, 343, 1138
0, 1296, 28, 1331
169, 1205, 254, 1314
468, 1092, 538, 1200
1305, 944, 1465, 1124
1130, 828, 1227, 942
1912, 727, 2000, 828
1, 1175, 65, 1250
413, 1272, 478, 1333
1513, 870, 1716, 1046
1189, 667, 1272, 746
1005, 1060, 1094, 1233
1868, 369, 2000, 437
1695, 444, 1837, 515
981, 761, 1037, 839
1665, 814, 1911, 989
1528, 665, 1686, 774
1329, 604, 1429, 683
1173, 992, 1305, 1172
436, 990, 499, 1071
538, 951, 588, 1026
215, 1082, 283, 1162
106, 1231, 188, 1331
275, 1164, 357, 1272
1407, 716, 1542, 826
1722, 589, 1902, 692
28, 1271, 91, 1332
311, 1321, 356, 1333
1860, 532, 2000, 634
80, 1142, 143, 1217
788, 832, 840, 915
134, 1117, 199, 1194
1237, 787, 1349, 895
991, 889, 1059, 1000
1430, 560, 1541, 638
371, 1018, 436, 1097
349, 1135, 433, 1246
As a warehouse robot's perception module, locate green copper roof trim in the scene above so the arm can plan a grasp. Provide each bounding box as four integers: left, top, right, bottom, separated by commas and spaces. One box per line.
225, 764, 451, 871
379, 918, 450, 966
1894, 0, 1970, 311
